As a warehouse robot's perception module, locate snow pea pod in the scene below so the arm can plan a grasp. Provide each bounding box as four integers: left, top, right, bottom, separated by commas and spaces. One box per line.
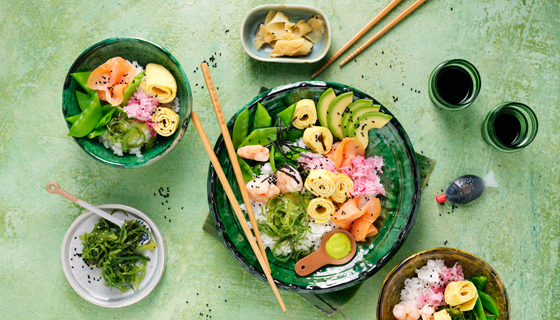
68, 93, 103, 138
277, 102, 296, 127
121, 71, 145, 106
286, 129, 303, 142
66, 114, 81, 125
474, 297, 487, 320
95, 108, 116, 129
88, 127, 106, 139
478, 291, 500, 318
71, 72, 95, 95
238, 127, 277, 148
237, 155, 254, 182
270, 145, 277, 172
470, 276, 487, 291
232, 106, 249, 149
254, 102, 272, 129
485, 315, 496, 320
76, 90, 91, 112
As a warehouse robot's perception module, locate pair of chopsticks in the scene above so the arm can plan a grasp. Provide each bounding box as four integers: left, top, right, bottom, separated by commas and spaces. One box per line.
193, 63, 286, 311
311, 0, 427, 79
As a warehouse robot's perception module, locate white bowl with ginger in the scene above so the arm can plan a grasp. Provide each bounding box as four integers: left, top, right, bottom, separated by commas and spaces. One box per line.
241, 5, 331, 64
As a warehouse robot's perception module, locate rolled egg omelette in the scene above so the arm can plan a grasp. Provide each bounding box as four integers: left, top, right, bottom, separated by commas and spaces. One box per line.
331, 173, 353, 204
292, 99, 317, 129
141, 63, 177, 103
304, 169, 336, 198
444, 281, 478, 311
152, 107, 180, 137
303, 126, 333, 154
307, 198, 335, 223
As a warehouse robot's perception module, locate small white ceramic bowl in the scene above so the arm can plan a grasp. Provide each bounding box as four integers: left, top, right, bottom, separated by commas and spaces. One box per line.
241, 4, 332, 64
61, 204, 166, 307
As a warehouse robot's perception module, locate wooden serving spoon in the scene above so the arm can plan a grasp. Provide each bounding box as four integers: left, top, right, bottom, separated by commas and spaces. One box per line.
295, 229, 357, 276
46, 181, 151, 244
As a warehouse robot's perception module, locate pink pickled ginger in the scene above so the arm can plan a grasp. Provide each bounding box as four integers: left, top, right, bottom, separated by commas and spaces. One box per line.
123, 88, 159, 123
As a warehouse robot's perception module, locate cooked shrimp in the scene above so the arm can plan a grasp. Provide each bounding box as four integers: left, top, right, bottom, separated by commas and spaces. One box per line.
393, 303, 407, 320
276, 166, 303, 194
246, 176, 280, 203
420, 305, 434, 320
237, 145, 270, 162
393, 302, 421, 320
404, 303, 421, 320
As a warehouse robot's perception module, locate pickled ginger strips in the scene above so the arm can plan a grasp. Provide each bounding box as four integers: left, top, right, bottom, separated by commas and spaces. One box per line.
253, 11, 325, 58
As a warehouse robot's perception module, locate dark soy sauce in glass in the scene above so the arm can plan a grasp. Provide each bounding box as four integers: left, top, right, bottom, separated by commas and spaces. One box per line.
494, 113, 521, 146
436, 67, 473, 105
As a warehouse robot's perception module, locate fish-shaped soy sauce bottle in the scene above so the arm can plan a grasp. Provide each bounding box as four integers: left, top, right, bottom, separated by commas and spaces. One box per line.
436, 171, 498, 204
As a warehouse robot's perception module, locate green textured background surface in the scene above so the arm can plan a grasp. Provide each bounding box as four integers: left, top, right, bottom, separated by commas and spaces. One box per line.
0, 0, 558, 319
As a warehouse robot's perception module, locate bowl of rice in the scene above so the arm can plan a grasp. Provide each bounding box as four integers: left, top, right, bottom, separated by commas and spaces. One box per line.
62, 37, 192, 168
377, 247, 510, 320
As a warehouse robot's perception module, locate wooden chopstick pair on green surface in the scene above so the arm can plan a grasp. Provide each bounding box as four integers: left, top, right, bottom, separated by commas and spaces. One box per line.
312, 0, 427, 79
192, 63, 286, 312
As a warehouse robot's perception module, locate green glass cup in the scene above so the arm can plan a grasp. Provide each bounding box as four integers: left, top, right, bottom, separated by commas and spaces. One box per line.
481, 102, 538, 152
428, 59, 481, 110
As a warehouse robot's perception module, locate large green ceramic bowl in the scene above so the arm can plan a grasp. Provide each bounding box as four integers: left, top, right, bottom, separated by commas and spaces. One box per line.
62, 38, 192, 168
377, 247, 510, 319
208, 81, 421, 293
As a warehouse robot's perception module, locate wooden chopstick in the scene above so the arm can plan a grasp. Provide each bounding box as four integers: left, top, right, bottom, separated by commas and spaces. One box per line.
311, 0, 402, 79
200, 63, 271, 274
339, 0, 427, 66
191, 111, 286, 311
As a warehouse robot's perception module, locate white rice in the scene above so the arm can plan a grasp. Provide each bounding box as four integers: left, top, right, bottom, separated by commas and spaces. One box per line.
400, 259, 447, 305
130, 60, 144, 76
283, 137, 307, 152
98, 124, 152, 158
161, 96, 180, 113
260, 162, 273, 176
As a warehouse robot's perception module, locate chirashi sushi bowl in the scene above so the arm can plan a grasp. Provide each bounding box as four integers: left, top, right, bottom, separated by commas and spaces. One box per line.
62, 37, 192, 168
208, 81, 421, 292
377, 247, 510, 320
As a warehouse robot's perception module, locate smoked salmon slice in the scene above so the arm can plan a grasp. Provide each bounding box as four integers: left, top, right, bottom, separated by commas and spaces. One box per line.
333, 138, 365, 168
350, 198, 381, 241
324, 141, 340, 162
331, 197, 361, 230
87, 57, 137, 106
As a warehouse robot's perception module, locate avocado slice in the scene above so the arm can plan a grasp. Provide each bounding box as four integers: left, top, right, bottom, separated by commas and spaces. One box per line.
317, 88, 336, 128
327, 92, 353, 139
340, 100, 371, 136
349, 112, 392, 149
342, 103, 381, 137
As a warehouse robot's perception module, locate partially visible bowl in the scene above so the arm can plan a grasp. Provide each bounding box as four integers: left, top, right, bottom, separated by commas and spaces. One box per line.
61, 204, 166, 307
241, 5, 332, 63
377, 247, 510, 320
62, 37, 192, 168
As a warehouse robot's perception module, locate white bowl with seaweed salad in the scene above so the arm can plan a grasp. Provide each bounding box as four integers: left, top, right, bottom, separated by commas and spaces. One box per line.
61, 204, 166, 307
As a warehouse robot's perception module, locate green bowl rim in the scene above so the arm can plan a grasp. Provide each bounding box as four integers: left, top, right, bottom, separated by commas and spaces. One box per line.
208, 80, 421, 293
62, 37, 192, 168
376, 247, 511, 319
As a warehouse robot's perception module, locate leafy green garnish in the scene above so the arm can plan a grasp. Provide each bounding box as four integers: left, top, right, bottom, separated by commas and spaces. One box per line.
443, 308, 467, 320
79, 218, 156, 292
258, 193, 313, 262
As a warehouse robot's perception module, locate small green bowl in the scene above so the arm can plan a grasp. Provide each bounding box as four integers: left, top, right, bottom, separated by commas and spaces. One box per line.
62, 37, 192, 168
377, 247, 510, 320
